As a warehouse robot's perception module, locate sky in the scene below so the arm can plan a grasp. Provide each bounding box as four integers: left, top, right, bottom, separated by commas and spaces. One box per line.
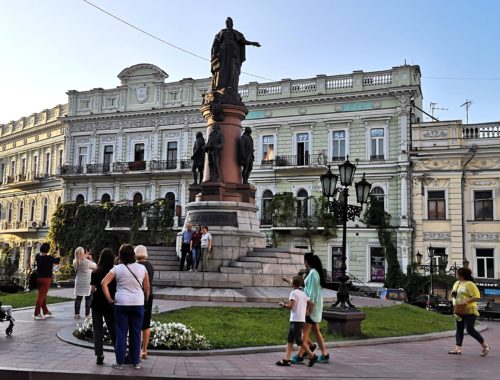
1, 0, 500, 124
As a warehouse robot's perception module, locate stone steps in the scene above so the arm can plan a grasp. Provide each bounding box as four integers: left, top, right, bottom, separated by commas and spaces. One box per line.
239, 256, 292, 264
152, 264, 181, 271
154, 280, 243, 289
228, 261, 262, 268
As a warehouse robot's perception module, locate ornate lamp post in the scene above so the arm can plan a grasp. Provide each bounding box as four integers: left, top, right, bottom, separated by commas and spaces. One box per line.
320, 157, 371, 335
415, 246, 436, 295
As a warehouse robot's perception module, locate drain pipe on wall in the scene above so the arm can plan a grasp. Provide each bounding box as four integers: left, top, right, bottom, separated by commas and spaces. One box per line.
461, 144, 477, 264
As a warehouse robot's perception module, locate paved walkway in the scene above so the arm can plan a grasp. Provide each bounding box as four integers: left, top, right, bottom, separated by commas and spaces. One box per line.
0, 291, 497, 379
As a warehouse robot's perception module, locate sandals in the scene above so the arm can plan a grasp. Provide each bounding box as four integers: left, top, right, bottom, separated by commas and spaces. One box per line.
141, 352, 148, 360
276, 359, 291, 366
448, 349, 462, 355
481, 345, 490, 357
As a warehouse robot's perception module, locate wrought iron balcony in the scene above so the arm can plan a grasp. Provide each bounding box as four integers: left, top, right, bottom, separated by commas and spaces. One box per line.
370, 155, 385, 161
180, 159, 192, 169
87, 163, 111, 174
274, 155, 313, 167
128, 161, 146, 171
59, 165, 83, 175
150, 160, 177, 171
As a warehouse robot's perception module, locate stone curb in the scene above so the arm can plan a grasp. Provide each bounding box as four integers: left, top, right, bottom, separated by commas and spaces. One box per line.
57, 324, 488, 357
12, 301, 73, 312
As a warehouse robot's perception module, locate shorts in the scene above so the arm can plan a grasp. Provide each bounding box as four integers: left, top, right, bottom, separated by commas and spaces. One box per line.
305, 315, 316, 325
287, 322, 304, 346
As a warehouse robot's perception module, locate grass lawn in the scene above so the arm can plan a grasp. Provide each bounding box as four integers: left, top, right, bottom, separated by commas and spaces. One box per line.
0, 291, 71, 309
154, 304, 455, 349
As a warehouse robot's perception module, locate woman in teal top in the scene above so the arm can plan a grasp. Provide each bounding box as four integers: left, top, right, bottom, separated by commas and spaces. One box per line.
292, 253, 330, 364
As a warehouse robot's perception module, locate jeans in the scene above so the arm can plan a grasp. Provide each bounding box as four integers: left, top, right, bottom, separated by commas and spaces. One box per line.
192, 247, 200, 269
180, 243, 192, 271
456, 314, 484, 346
114, 305, 144, 366
75, 295, 92, 316
35, 277, 52, 316
92, 307, 116, 357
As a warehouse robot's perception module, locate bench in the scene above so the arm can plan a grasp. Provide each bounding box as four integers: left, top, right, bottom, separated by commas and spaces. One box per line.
479, 302, 500, 320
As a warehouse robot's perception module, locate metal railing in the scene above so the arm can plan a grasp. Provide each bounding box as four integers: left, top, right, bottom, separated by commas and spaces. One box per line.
86, 163, 110, 174
59, 165, 83, 175
274, 155, 313, 167
150, 160, 177, 171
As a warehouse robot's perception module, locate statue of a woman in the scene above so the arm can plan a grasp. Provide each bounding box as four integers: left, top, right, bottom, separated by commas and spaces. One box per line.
208, 17, 260, 106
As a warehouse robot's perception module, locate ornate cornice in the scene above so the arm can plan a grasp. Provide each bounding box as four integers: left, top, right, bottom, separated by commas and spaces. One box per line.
0, 120, 66, 146
472, 233, 499, 241
423, 232, 450, 241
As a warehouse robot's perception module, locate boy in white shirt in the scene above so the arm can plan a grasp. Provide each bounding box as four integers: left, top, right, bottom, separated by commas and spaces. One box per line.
276, 275, 318, 367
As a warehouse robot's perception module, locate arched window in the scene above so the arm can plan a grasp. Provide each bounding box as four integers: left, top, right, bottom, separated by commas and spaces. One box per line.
165, 192, 175, 210
370, 186, 385, 210
7, 202, 13, 222
261, 190, 273, 225
42, 198, 49, 224
101, 193, 111, 204
296, 189, 309, 224
30, 200, 36, 221
0, 202, 2, 220
56, 196, 62, 205
133, 192, 143, 206
18, 200, 24, 222
75, 194, 85, 205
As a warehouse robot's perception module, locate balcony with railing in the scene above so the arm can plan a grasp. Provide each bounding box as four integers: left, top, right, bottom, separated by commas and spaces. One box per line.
87, 163, 111, 174
269, 155, 314, 167
0, 220, 40, 232
59, 160, 193, 176
150, 160, 177, 171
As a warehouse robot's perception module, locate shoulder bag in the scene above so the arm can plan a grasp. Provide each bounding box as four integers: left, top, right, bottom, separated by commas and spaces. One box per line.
125, 264, 147, 303
453, 281, 468, 315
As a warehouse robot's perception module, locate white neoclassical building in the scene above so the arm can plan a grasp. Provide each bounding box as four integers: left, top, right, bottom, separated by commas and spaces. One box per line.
0, 105, 67, 270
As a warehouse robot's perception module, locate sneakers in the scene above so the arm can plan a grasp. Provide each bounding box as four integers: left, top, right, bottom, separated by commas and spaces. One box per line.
308, 354, 318, 367
34, 314, 45, 320
112, 364, 124, 370
74, 315, 80, 320
317, 353, 330, 363
44, 313, 53, 318
481, 345, 490, 357
134, 364, 142, 369
290, 354, 304, 364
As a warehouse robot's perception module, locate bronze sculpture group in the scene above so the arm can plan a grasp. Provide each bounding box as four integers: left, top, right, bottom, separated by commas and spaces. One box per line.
191, 17, 257, 186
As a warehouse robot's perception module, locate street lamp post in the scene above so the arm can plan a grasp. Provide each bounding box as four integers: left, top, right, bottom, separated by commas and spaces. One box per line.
320, 157, 372, 309
415, 245, 437, 295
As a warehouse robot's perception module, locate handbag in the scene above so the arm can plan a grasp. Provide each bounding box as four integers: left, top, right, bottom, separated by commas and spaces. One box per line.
453, 303, 468, 315
125, 264, 147, 304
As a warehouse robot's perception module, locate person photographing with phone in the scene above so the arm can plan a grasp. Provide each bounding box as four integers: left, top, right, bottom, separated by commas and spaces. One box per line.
73, 247, 97, 319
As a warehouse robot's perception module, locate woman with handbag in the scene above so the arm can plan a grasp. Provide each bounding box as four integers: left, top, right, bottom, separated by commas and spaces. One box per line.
449, 267, 490, 356
73, 247, 97, 319
101, 244, 150, 370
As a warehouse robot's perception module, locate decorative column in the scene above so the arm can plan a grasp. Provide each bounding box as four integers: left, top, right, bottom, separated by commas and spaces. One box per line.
400, 173, 408, 227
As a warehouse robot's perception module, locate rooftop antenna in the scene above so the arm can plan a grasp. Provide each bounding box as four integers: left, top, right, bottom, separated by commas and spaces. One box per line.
460, 99, 472, 124
429, 102, 448, 119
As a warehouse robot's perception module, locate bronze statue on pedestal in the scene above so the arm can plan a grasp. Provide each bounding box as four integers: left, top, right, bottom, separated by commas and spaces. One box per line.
239, 127, 254, 184
206, 17, 261, 107
205, 124, 224, 182
191, 132, 205, 184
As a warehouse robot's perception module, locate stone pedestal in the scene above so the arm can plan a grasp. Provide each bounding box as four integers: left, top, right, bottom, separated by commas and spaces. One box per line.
198, 104, 248, 202
182, 201, 266, 271
322, 309, 366, 337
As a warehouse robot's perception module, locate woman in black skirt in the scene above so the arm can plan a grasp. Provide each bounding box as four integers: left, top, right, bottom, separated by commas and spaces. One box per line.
135, 245, 154, 359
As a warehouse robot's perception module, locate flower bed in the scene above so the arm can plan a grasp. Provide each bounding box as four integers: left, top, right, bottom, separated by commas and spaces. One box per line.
73, 318, 212, 350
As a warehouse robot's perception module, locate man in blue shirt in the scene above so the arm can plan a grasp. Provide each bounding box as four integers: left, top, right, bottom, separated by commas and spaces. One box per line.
180, 224, 193, 271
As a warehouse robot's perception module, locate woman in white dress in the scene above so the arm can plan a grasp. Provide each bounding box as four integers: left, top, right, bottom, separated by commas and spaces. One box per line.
73, 247, 97, 319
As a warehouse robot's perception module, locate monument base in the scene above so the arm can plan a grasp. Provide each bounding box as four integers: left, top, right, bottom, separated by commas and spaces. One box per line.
181, 201, 266, 272
189, 182, 256, 203
322, 308, 366, 337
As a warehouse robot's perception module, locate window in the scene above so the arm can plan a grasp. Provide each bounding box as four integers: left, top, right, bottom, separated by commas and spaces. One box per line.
370, 187, 385, 210
33, 156, 38, 175
42, 198, 48, 224
296, 133, 310, 166
165, 192, 176, 211
167, 142, 178, 166
0, 163, 4, 181
262, 135, 275, 165
30, 200, 36, 221
21, 158, 27, 175
476, 249, 495, 279
58, 150, 64, 167
101, 193, 111, 204
332, 130, 346, 161
296, 189, 309, 224
10, 160, 15, 176
18, 201, 24, 222
75, 194, 85, 205
474, 190, 494, 221
370, 247, 385, 282
103, 145, 113, 172
78, 147, 87, 167
133, 192, 143, 206
0, 202, 2, 220
45, 152, 51, 175
134, 143, 145, 162
261, 190, 273, 225
7, 203, 13, 223
56, 196, 62, 205
370, 128, 385, 160
331, 246, 343, 280
427, 190, 446, 220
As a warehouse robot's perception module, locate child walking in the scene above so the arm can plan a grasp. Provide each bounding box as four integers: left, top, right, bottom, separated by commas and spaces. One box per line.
276, 275, 318, 367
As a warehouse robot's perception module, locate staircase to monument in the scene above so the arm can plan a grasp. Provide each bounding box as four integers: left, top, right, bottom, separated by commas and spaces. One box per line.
147, 246, 180, 271
153, 247, 304, 289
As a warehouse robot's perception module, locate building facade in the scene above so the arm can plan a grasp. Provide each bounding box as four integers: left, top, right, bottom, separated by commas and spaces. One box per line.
61, 63, 422, 285
0, 105, 67, 271
411, 121, 500, 293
